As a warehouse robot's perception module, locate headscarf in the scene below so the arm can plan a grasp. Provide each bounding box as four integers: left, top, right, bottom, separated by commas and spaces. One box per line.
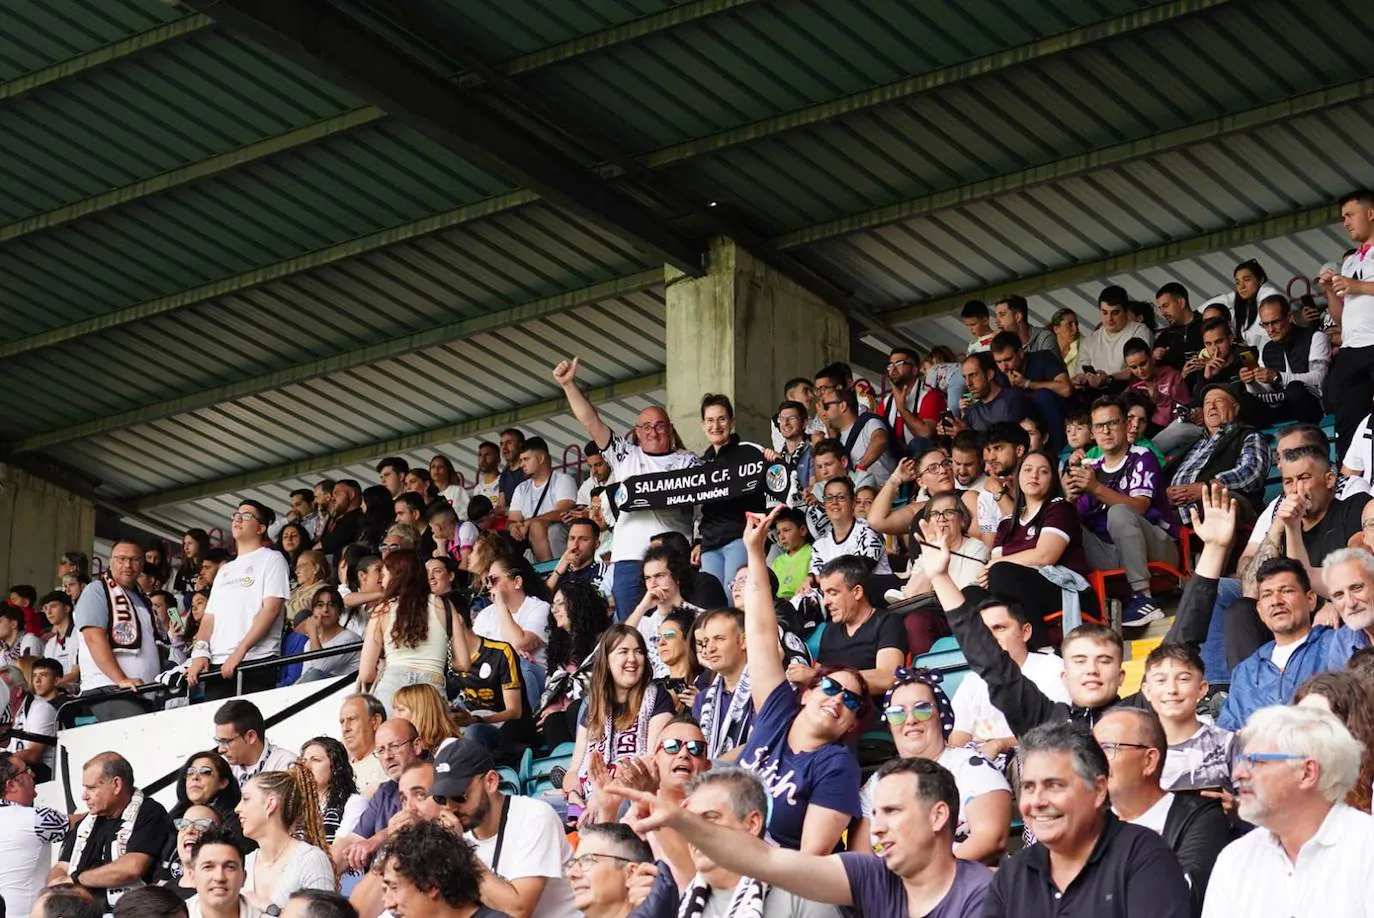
883, 667, 956, 741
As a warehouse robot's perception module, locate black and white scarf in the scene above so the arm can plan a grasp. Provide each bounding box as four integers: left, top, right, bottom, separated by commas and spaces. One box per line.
698, 667, 752, 760
678, 875, 768, 918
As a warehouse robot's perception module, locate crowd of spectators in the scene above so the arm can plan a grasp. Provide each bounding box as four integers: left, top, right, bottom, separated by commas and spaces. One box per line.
1, 188, 1374, 917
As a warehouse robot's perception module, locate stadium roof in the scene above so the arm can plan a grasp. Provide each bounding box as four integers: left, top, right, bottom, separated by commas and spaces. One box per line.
1, 0, 1370, 535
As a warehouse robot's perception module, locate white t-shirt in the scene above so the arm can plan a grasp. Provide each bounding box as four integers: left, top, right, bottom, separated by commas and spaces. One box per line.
472, 595, 551, 671
5, 695, 57, 776
576, 473, 610, 507
837, 416, 895, 485
470, 475, 503, 504
243, 841, 334, 907
510, 471, 578, 521
204, 546, 291, 663
466, 795, 578, 918
43, 629, 80, 680
6, 633, 44, 658
601, 434, 701, 563
300, 628, 362, 678
809, 519, 892, 575
73, 581, 161, 692
1079, 321, 1154, 375
0, 800, 68, 916
439, 484, 469, 518
1336, 247, 1374, 349
952, 650, 1069, 741
1343, 418, 1374, 478
860, 746, 1009, 845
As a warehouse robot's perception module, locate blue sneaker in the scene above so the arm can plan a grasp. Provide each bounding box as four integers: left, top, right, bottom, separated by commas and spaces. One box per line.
1122, 593, 1164, 628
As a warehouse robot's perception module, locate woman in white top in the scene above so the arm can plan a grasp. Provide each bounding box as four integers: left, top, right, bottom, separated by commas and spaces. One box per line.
471, 555, 551, 677
359, 549, 466, 712
853, 668, 1011, 865
1201, 258, 1288, 350
890, 490, 990, 602
428, 453, 469, 517
298, 737, 366, 846
236, 764, 335, 910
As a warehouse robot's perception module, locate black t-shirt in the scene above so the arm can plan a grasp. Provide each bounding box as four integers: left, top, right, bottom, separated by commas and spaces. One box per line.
449, 637, 521, 714
683, 571, 729, 609
1301, 493, 1373, 566
818, 609, 908, 670
59, 797, 172, 908
1156, 318, 1206, 370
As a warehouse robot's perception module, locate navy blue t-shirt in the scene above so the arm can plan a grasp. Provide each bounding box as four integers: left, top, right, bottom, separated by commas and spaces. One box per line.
839, 855, 991, 918
737, 681, 861, 850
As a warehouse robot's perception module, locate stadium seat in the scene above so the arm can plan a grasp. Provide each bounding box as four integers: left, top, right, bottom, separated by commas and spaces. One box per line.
805, 621, 827, 660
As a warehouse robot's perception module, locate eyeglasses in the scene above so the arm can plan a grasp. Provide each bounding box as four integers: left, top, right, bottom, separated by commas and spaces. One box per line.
380, 543, 403, 553
174, 818, 217, 832
885, 359, 911, 370
820, 400, 843, 410
817, 676, 864, 712
373, 741, 414, 759
928, 508, 961, 521
185, 766, 217, 777
822, 492, 851, 504
1259, 318, 1287, 329
883, 701, 935, 726
564, 853, 636, 873
635, 422, 669, 434
1099, 741, 1151, 760
658, 738, 707, 758
919, 458, 953, 476
1092, 419, 1123, 431
212, 734, 241, 749
1233, 752, 1307, 770
230, 512, 261, 523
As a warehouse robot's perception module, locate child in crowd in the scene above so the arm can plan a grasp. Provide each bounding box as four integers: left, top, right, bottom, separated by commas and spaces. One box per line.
769, 508, 813, 600
853, 485, 876, 520
1062, 409, 1094, 471
1140, 643, 1236, 792
961, 299, 998, 353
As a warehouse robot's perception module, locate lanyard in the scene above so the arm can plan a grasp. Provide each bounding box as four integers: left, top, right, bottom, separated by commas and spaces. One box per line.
491, 794, 510, 873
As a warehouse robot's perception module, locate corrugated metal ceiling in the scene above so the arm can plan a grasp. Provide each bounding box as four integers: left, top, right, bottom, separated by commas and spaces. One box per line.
1, 0, 1370, 537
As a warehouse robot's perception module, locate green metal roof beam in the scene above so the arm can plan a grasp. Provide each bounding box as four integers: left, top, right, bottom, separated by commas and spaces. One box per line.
8, 268, 663, 453
128, 373, 665, 509
776, 78, 1374, 250
0, 14, 214, 103
0, 188, 539, 360
639, 0, 1233, 169
0, 106, 385, 244
885, 203, 1340, 325
490, 0, 759, 79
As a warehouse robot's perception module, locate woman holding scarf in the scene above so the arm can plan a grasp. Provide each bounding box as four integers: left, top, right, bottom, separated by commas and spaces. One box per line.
852, 667, 1012, 865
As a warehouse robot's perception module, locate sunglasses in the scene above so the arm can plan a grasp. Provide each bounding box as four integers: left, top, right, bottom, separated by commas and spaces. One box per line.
174, 817, 216, 832
185, 765, 217, 777
430, 791, 470, 807
658, 738, 707, 757
818, 676, 863, 712
883, 701, 935, 726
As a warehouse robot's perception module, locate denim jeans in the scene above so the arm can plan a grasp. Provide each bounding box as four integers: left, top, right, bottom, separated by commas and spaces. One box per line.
612, 560, 645, 622
700, 539, 747, 593
372, 668, 445, 715
1200, 577, 1242, 686
519, 658, 546, 719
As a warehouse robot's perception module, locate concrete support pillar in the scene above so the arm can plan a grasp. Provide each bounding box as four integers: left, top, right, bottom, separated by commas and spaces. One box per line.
666, 237, 848, 452
0, 462, 96, 593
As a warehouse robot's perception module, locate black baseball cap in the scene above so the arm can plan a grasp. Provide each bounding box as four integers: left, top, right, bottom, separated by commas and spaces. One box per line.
1194, 380, 1240, 406
431, 739, 495, 799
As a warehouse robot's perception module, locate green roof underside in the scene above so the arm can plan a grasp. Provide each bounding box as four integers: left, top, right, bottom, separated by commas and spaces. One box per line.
1, 0, 1371, 534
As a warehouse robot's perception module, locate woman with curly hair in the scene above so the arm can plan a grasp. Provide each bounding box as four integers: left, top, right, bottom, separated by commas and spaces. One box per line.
391, 683, 463, 756
237, 764, 336, 910
1295, 670, 1374, 812
562, 625, 674, 810
299, 736, 365, 843
359, 549, 466, 712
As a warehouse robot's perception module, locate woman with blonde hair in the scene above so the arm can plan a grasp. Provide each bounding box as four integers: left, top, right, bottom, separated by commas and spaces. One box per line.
236, 764, 335, 910
391, 683, 463, 756
285, 550, 331, 622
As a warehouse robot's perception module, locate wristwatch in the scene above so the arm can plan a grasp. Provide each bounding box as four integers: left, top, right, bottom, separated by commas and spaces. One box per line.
265, 907, 282, 916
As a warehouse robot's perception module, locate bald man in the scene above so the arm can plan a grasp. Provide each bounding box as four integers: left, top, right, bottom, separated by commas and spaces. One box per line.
331, 719, 421, 872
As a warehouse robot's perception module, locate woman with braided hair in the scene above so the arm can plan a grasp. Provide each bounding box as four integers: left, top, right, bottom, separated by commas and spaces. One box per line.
236, 763, 336, 910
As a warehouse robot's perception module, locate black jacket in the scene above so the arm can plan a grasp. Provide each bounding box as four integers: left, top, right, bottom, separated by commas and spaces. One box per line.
319, 508, 363, 560
1161, 792, 1231, 917
698, 436, 768, 550
944, 577, 1217, 736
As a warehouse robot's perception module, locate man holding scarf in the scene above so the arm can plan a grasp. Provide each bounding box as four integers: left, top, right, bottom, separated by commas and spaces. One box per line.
74, 539, 162, 695
50, 751, 173, 911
